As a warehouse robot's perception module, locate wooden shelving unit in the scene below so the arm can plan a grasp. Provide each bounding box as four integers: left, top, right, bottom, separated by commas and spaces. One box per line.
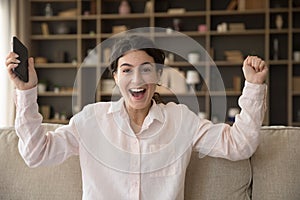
27, 0, 300, 126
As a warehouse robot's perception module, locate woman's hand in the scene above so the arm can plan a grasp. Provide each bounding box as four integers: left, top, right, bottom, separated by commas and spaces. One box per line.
242, 56, 268, 84
5, 52, 38, 90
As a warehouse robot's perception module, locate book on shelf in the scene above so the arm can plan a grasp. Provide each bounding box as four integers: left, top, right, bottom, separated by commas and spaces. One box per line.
224, 50, 244, 62
229, 23, 245, 31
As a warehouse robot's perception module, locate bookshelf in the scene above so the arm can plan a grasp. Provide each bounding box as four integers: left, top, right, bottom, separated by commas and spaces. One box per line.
27, 0, 300, 126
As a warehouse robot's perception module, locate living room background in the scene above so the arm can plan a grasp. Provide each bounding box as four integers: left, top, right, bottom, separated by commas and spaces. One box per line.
1, 0, 300, 127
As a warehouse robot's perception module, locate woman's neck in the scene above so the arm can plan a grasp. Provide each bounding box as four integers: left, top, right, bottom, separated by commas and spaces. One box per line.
125, 103, 152, 134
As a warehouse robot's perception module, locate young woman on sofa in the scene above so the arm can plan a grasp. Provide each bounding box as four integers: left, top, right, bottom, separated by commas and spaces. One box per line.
5, 35, 268, 199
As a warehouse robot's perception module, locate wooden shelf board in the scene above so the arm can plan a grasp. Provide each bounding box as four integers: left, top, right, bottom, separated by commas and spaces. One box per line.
214, 61, 243, 66
31, 34, 78, 40
269, 8, 290, 13
154, 11, 205, 17
210, 91, 241, 96
35, 63, 77, 68
210, 9, 265, 15
154, 31, 206, 37
81, 34, 98, 39
38, 91, 76, 96
210, 29, 265, 35
269, 60, 289, 65
269, 29, 289, 34
30, 0, 76, 2
80, 15, 99, 20
292, 91, 300, 96
31, 16, 77, 21
101, 13, 150, 19
293, 28, 300, 33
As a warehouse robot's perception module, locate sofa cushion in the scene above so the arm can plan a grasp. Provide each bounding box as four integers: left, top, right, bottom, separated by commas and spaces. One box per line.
0, 124, 82, 200
185, 152, 251, 200
251, 126, 300, 200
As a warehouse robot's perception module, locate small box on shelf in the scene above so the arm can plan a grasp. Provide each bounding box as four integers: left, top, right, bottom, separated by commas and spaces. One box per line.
245, 0, 266, 9
293, 77, 300, 92
112, 25, 127, 34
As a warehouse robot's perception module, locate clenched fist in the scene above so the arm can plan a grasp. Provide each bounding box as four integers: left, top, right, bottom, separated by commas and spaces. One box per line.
242, 56, 268, 84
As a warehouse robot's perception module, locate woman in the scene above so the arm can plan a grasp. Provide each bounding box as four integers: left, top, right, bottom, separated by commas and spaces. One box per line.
5, 35, 268, 199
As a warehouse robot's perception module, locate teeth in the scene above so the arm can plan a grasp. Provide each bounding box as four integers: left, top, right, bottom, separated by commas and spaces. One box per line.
130, 88, 145, 93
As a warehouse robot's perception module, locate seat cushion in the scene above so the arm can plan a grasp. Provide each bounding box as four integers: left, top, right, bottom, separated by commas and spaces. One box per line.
185, 152, 251, 200
0, 124, 82, 200
251, 126, 300, 200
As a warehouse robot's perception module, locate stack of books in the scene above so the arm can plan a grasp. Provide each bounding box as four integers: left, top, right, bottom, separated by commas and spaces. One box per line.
224, 50, 244, 62
229, 23, 245, 31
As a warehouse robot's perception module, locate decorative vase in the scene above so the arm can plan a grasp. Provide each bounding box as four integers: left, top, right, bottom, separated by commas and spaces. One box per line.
186, 70, 200, 93
44, 3, 53, 17
188, 52, 200, 64
173, 18, 182, 31
119, 0, 131, 15
275, 15, 283, 29
56, 23, 69, 34
38, 83, 47, 93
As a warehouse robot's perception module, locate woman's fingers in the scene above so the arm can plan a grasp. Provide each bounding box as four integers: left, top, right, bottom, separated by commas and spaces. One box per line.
5, 56, 19, 67
247, 56, 265, 72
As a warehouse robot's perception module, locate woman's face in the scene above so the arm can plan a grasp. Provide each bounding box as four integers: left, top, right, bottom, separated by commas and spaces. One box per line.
113, 50, 161, 111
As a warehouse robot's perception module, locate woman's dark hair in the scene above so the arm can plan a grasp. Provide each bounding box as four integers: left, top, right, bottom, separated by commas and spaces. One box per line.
109, 35, 165, 75
109, 35, 166, 104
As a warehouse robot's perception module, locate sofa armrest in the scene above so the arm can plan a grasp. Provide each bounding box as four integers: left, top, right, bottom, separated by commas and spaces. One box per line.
251, 126, 300, 200
0, 124, 82, 200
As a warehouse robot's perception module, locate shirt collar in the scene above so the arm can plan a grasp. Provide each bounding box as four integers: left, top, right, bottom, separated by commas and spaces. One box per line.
107, 97, 124, 114
107, 97, 164, 123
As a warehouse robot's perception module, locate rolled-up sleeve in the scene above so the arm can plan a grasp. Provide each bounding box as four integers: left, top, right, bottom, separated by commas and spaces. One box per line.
193, 81, 267, 161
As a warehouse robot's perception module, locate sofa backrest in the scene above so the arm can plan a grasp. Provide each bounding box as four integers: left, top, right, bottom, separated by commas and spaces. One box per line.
185, 153, 251, 200
185, 126, 300, 200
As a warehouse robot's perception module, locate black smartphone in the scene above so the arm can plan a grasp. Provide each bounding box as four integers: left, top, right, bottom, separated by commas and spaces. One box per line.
12, 36, 29, 82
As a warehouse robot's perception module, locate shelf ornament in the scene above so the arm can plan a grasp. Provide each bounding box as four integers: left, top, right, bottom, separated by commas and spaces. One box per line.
119, 0, 131, 15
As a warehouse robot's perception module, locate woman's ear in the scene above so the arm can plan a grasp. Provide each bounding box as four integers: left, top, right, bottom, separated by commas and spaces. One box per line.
113, 72, 118, 85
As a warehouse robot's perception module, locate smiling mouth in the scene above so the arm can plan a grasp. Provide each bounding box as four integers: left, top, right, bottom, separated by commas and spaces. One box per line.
129, 88, 146, 99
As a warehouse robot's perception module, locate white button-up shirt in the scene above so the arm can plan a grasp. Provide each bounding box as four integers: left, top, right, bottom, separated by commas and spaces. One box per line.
14, 81, 267, 200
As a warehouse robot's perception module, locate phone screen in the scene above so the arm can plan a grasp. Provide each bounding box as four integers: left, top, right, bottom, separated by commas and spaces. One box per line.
12, 36, 29, 82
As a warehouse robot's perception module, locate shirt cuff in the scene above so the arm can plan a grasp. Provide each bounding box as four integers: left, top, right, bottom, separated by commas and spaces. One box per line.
243, 81, 267, 100
15, 86, 38, 107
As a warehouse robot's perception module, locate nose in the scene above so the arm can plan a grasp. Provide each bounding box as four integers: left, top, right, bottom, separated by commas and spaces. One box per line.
132, 69, 144, 85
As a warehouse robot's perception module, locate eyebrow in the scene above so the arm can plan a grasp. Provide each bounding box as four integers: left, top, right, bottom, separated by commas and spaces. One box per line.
119, 62, 154, 68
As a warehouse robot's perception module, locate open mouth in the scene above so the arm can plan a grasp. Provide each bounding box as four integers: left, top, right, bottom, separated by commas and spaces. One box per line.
129, 88, 146, 99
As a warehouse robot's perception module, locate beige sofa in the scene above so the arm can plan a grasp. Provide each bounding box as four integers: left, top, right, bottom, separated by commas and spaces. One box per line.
0, 124, 299, 200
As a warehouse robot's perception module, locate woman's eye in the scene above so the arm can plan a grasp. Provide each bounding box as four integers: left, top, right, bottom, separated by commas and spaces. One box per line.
141, 64, 154, 73
122, 68, 131, 73
142, 67, 151, 72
